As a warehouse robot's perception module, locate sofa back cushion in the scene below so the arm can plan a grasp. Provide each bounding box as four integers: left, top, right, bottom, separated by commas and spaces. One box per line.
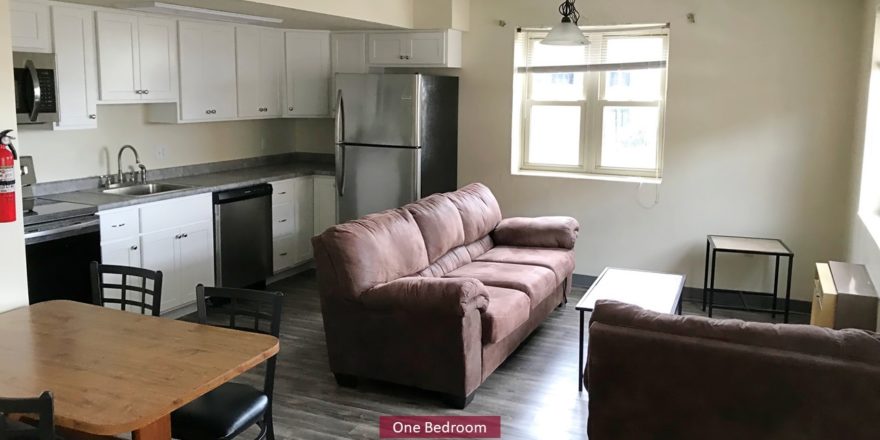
445, 183, 502, 244
314, 208, 429, 299
406, 194, 465, 263
591, 300, 880, 364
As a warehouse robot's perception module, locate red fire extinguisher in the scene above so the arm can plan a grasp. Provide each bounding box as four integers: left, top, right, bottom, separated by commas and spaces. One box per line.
0, 129, 19, 223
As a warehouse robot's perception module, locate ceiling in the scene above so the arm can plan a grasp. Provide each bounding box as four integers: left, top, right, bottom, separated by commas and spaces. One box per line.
61, 0, 399, 30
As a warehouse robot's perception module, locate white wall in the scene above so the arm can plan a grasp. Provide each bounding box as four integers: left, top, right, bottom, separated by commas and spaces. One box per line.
18, 106, 334, 182
847, 0, 880, 330
0, 0, 28, 312
252, 0, 414, 28
460, 0, 863, 301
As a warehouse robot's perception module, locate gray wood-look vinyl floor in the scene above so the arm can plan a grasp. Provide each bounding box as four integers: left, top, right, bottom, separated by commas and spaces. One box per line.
222, 271, 807, 440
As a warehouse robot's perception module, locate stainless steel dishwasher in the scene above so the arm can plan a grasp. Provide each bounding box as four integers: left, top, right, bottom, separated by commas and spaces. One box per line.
213, 184, 273, 288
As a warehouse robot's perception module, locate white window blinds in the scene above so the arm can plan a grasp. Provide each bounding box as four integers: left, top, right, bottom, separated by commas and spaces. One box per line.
515, 24, 670, 74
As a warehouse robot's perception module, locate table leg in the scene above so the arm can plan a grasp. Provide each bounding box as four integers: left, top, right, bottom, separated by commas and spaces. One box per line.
784, 256, 793, 324
772, 255, 780, 319
578, 310, 585, 392
702, 239, 710, 311
132, 415, 171, 440
708, 249, 717, 317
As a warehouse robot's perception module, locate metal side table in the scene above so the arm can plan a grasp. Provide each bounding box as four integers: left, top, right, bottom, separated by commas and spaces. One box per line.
703, 235, 794, 322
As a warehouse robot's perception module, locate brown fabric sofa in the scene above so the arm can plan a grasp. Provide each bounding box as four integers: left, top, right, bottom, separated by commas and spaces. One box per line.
312, 183, 579, 407
586, 300, 880, 440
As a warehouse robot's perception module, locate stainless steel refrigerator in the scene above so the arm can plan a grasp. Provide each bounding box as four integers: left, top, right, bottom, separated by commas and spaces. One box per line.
334, 73, 459, 222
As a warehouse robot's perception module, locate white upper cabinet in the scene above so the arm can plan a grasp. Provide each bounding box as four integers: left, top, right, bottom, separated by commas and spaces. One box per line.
10, 0, 52, 53
285, 30, 330, 118
178, 20, 237, 121
331, 32, 367, 74
51, 4, 98, 129
96, 11, 177, 103
367, 30, 461, 68
235, 26, 284, 119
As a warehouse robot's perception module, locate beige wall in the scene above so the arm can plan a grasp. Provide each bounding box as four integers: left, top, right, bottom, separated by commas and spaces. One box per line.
18, 106, 333, 182
251, 0, 414, 28
461, 0, 863, 300
413, 0, 469, 31
0, 0, 28, 312
847, 0, 880, 330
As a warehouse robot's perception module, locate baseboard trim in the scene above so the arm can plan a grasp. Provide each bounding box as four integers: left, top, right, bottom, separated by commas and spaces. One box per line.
572, 273, 810, 314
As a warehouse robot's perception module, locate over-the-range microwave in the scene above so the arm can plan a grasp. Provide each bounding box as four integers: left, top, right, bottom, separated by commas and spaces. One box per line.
12, 52, 58, 125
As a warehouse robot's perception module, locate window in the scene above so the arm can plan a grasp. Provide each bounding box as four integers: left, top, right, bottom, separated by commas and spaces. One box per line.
513, 26, 669, 180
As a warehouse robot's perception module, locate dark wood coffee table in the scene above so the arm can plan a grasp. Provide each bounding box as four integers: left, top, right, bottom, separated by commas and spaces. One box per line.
576, 267, 686, 391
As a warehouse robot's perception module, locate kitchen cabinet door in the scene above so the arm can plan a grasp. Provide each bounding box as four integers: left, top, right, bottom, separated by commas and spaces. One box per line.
10, 0, 51, 53
51, 4, 98, 129
236, 27, 283, 118
272, 201, 295, 238
96, 11, 141, 101
331, 33, 367, 74
368, 33, 407, 65
313, 176, 337, 236
175, 221, 215, 308
408, 32, 446, 65
285, 31, 330, 117
101, 237, 142, 268
140, 228, 178, 312
137, 16, 178, 101
179, 20, 237, 121
293, 177, 315, 264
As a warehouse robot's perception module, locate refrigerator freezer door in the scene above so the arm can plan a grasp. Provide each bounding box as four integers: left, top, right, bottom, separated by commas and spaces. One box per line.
338, 145, 420, 222
336, 73, 421, 147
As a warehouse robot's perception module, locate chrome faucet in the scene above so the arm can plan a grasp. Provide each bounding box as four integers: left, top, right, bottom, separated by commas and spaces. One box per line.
117, 145, 147, 184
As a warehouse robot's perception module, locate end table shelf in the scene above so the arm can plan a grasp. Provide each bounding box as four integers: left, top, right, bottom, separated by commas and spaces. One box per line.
703, 235, 794, 323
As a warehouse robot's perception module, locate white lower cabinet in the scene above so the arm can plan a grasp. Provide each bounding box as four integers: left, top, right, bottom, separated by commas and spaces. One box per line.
99, 193, 214, 314
313, 176, 337, 236
270, 176, 316, 273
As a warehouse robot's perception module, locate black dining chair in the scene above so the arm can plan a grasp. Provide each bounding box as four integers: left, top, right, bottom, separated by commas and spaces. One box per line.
171, 285, 283, 440
0, 391, 55, 440
90, 262, 163, 316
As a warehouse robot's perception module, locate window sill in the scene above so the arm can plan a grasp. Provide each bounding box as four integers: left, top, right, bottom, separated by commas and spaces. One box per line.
512, 168, 662, 184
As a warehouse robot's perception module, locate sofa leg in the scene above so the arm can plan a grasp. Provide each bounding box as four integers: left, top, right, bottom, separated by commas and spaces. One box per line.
441, 391, 475, 409
334, 373, 358, 388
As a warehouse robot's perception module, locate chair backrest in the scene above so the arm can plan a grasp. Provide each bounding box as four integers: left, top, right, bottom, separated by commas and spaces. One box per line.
90, 261, 163, 316
0, 391, 54, 440
195, 285, 283, 398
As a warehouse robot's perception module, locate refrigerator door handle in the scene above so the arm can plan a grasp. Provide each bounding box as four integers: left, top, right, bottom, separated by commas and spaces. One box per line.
335, 89, 346, 197
335, 144, 346, 197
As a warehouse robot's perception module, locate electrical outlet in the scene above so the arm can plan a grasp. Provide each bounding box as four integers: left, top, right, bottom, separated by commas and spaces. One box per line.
156, 145, 168, 160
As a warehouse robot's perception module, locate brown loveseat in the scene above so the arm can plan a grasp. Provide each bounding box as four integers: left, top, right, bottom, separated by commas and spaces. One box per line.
586, 300, 880, 440
312, 183, 579, 407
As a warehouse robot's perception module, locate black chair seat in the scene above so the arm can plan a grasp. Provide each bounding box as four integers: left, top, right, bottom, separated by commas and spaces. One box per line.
171, 383, 268, 440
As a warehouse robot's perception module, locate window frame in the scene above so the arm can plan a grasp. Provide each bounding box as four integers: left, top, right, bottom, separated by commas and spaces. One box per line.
516, 29, 669, 180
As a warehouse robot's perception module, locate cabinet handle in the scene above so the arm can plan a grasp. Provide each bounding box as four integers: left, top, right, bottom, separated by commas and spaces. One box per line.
175, 234, 181, 239
130, 245, 138, 250
143, 90, 149, 95
182, 233, 189, 238
112, 223, 125, 228
205, 109, 211, 114
135, 90, 142, 94
279, 219, 287, 223
399, 55, 404, 60
278, 191, 287, 195
288, 106, 294, 111
89, 114, 97, 119
279, 252, 288, 256
405, 55, 411, 60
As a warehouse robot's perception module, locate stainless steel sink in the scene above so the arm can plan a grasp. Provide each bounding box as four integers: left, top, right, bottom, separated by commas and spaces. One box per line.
100, 183, 191, 197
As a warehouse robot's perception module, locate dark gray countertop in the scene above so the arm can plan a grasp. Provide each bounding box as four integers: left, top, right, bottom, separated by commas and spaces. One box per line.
42, 162, 334, 212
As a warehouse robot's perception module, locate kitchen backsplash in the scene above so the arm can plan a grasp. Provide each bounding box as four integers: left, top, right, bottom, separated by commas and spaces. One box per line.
17, 104, 334, 183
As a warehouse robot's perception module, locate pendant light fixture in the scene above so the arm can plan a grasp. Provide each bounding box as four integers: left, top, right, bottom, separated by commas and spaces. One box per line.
542, 0, 589, 46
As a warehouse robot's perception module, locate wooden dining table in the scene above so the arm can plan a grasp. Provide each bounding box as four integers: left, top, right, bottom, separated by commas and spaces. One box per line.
0, 300, 280, 439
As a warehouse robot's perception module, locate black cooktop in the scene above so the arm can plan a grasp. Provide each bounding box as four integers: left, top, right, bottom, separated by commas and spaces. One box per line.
23, 198, 97, 226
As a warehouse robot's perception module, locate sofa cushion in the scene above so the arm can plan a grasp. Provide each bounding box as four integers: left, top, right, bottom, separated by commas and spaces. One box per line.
445, 183, 502, 244
476, 246, 575, 284
418, 246, 472, 277
481, 287, 530, 344
315, 208, 429, 298
592, 300, 880, 365
444, 262, 557, 308
465, 235, 494, 260
406, 195, 465, 263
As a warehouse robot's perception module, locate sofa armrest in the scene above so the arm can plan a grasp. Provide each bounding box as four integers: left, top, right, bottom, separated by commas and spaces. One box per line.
361, 277, 489, 317
492, 216, 579, 249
